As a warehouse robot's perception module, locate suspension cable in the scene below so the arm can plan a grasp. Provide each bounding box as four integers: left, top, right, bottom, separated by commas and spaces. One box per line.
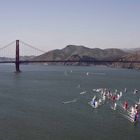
19, 40, 46, 53
0, 40, 15, 51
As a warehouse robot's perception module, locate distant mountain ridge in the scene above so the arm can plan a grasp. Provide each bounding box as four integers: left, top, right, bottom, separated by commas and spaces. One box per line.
33, 45, 127, 65
0, 56, 36, 61
112, 51, 140, 69
1, 44, 140, 70
123, 47, 140, 53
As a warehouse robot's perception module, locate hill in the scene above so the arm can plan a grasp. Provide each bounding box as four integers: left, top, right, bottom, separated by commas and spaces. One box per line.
33, 45, 127, 65
112, 52, 140, 69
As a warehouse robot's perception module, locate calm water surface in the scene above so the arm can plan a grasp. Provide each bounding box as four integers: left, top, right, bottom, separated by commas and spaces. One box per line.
0, 65, 140, 140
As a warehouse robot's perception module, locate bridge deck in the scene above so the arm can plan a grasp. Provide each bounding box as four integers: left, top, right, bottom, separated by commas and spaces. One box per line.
0, 60, 140, 63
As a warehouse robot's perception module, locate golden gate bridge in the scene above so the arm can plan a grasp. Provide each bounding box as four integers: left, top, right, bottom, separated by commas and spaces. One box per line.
0, 40, 140, 72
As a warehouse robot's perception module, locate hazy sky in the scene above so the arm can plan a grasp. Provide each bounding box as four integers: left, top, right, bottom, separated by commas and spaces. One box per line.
0, 0, 140, 53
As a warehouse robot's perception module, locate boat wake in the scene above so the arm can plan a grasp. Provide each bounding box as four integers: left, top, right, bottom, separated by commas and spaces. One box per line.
62, 99, 77, 104
120, 112, 134, 123
80, 91, 87, 95
91, 73, 106, 75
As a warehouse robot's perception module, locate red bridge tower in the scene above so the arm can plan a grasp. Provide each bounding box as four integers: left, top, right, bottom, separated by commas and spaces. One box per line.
15, 40, 20, 72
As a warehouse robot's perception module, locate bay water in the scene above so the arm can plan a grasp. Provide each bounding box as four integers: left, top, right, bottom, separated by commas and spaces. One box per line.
0, 65, 140, 140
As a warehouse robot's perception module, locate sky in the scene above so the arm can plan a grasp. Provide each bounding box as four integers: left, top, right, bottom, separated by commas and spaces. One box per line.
0, 0, 140, 54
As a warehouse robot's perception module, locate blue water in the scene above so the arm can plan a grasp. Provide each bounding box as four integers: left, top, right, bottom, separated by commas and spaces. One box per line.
0, 64, 140, 140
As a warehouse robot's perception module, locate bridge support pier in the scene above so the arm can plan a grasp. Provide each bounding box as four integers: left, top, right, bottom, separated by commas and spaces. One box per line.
15, 40, 21, 72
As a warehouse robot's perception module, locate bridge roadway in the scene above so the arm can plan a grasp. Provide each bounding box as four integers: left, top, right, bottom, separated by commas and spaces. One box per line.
0, 60, 140, 63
